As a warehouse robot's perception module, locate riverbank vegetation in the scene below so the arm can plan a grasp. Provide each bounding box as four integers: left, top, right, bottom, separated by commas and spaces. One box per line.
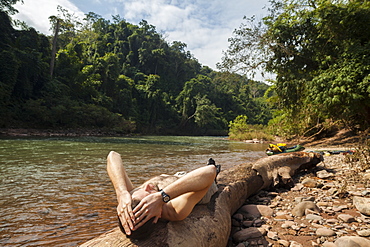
0, 2, 271, 136
228, 115, 274, 141
220, 0, 370, 140
1, 0, 370, 140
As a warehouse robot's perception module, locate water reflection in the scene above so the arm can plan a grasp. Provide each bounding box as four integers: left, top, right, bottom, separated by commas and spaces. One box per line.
0, 136, 266, 246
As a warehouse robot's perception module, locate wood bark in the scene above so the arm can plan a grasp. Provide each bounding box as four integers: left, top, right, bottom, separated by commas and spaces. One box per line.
81, 152, 323, 247
50, 18, 60, 78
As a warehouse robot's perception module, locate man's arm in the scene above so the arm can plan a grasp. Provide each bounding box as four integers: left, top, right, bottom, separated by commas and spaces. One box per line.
106, 151, 135, 235
133, 165, 217, 228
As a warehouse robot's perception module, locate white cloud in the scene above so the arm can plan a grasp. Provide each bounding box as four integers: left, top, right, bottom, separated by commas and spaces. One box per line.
12, 0, 271, 80
13, 0, 85, 34
118, 0, 268, 70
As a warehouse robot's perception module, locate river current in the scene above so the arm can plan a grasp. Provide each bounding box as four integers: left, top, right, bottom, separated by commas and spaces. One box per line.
0, 136, 266, 246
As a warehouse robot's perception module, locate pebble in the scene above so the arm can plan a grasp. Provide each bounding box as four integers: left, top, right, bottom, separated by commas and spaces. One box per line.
337, 214, 356, 223
301, 178, 318, 188
281, 220, 295, 229
306, 214, 323, 221
353, 196, 370, 216
289, 241, 303, 247
277, 239, 289, 246
233, 227, 266, 242
317, 170, 335, 179
238, 204, 274, 218
335, 236, 370, 246
292, 201, 321, 217
229, 154, 370, 247
267, 231, 278, 240
316, 227, 336, 236
357, 229, 370, 237
322, 242, 337, 247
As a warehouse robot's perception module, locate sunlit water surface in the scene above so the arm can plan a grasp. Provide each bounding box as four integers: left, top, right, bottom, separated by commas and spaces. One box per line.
0, 136, 266, 246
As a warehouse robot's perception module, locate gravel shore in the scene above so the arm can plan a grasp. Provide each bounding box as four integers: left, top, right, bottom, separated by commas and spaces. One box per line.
228, 148, 370, 247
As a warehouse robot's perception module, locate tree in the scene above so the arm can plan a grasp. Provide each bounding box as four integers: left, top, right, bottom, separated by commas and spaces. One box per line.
228, 115, 249, 140
0, 0, 23, 15
220, 0, 370, 135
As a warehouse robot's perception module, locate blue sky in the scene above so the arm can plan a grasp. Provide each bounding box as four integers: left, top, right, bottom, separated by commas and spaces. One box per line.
13, 0, 270, 79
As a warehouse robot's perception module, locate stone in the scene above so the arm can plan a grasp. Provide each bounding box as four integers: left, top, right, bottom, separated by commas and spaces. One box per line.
291, 183, 304, 191
301, 178, 318, 188
334, 236, 370, 247
291, 225, 301, 231
233, 213, 244, 221
242, 220, 254, 228
292, 201, 321, 217
232, 219, 241, 227
316, 227, 336, 237
277, 239, 290, 247
317, 170, 335, 179
295, 196, 315, 203
306, 214, 323, 221
317, 201, 329, 207
322, 242, 337, 247
357, 229, 370, 237
233, 227, 266, 242
267, 231, 279, 241
363, 173, 370, 180
239, 204, 274, 218
326, 218, 339, 224
338, 214, 356, 223
361, 190, 369, 196
281, 220, 295, 229
290, 241, 303, 247
260, 224, 271, 231
253, 219, 263, 227
353, 196, 370, 216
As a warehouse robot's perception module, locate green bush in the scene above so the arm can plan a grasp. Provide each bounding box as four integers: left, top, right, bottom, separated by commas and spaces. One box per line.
228, 115, 274, 141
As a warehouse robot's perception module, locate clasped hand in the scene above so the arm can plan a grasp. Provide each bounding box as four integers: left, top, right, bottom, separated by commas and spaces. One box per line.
117, 191, 135, 235
117, 191, 163, 235
133, 192, 163, 229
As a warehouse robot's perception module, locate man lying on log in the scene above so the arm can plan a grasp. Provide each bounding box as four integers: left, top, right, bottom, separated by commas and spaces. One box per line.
106, 151, 220, 239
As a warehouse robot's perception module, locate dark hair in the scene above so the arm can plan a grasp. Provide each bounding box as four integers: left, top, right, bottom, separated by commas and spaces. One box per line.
118, 198, 155, 240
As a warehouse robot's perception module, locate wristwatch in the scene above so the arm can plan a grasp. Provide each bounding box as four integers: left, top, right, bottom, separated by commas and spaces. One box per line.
160, 190, 170, 203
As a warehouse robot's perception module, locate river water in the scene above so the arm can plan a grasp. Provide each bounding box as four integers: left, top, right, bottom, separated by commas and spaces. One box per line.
0, 136, 266, 246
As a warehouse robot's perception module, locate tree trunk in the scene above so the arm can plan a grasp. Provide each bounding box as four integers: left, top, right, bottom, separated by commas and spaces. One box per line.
81, 152, 323, 247
50, 19, 60, 78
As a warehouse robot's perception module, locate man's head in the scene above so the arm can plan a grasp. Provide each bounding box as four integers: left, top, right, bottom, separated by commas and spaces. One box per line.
131, 183, 158, 202
118, 183, 158, 239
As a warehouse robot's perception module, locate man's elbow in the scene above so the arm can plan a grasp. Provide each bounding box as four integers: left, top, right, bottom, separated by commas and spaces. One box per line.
107, 151, 120, 160
107, 151, 121, 169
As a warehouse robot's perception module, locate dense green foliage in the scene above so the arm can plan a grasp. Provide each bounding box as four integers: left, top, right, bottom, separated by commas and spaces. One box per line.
228, 115, 274, 141
0, 6, 272, 135
220, 0, 370, 138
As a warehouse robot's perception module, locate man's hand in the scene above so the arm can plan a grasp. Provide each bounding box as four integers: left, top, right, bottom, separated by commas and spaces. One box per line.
133, 192, 163, 229
117, 191, 135, 235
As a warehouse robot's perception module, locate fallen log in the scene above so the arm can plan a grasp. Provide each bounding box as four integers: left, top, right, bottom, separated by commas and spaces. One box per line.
80, 152, 323, 247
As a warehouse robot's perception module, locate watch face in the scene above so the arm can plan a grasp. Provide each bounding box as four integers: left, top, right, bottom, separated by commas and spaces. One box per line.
161, 190, 170, 203
163, 195, 170, 202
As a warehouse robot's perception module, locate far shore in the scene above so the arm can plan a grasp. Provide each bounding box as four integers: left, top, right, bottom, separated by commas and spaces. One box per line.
0, 128, 361, 151
0, 128, 133, 137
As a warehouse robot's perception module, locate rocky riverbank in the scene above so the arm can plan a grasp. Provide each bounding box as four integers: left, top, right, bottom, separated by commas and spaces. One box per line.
228, 150, 370, 247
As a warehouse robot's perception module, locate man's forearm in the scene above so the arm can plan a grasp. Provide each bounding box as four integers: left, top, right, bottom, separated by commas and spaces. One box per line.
106, 151, 134, 196
162, 165, 216, 201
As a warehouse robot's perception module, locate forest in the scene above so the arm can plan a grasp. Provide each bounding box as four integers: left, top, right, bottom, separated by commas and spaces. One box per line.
1, 0, 370, 138
220, 0, 370, 138
0, 1, 271, 136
